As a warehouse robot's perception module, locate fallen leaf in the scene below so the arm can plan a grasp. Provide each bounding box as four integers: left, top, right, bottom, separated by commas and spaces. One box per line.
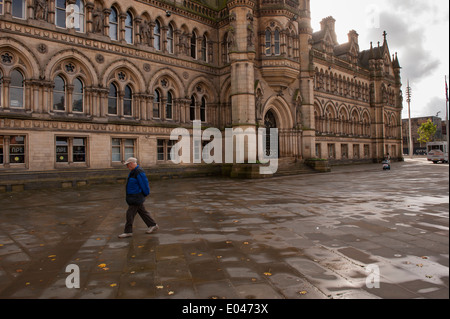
264, 272, 272, 276
138, 245, 144, 248
156, 285, 164, 289
130, 281, 136, 287
416, 264, 423, 267
425, 275, 433, 279
421, 256, 428, 260
48, 255, 56, 258
226, 241, 232, 244
25, 282, 31, 286
110, 283, 117, 287
197, 254, 203, 257
299, 291, 308, 295
243, 242, 249, 245
98, 263, 106, 268
16, 269, 23, 273
217, 256, 222, 259
168, 291, 174, 295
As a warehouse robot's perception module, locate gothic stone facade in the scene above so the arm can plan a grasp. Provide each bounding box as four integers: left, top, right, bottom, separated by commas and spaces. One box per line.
0, 0, 403, 188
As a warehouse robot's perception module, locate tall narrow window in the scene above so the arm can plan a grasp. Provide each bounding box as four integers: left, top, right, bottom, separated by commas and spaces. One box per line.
154, 20, 161, 50
75, 0, 85, 33
191, 32, 197, 59
200, 97, 206, 122
55, 0, 66, 28
12, 0, 25, 19
108, 83, 118, 115
109, 7, 118, 41
53, 75, 66, 111
72, 77, 83, 112
10, 69, 24, 108
167, 24, 174, 54
190, 95, 196, 121
265, 30, 271, 56
73, 137, 86, 162
274, 29, 280, 55
0, 0, 4, 15
123, 85, 132, 116
153, 89, 160, 118
125, 11, 133, 44
201, 35, 207, 62
0, 136, 4, 164
166, 91, 173, 119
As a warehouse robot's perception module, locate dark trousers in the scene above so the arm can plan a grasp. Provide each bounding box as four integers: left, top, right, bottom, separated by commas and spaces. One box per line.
124, 203, 156, 233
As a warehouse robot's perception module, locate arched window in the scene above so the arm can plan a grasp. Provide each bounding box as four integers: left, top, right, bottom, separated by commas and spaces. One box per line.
153, 20, 161, 50
200, 97, 206, 122
201, 35, 207, 62
125, 11, 133, 44
123, 85, 132, 116
12, 0, 25, 19
167, 24, 174, 54
0, 1, 4, 15
55, 0, 66, 28
265, 30, 271, 56
153, 89, 160, 118
10, 69, 24, 108
108, 83, 118, 115
109, 7, 119, 41
53, 75, 66, 111
166, 91, 173, 119
190, 95, 196, 121
191, 32, 197, 59
274, 29, 280, 55
72, 77, 84, 112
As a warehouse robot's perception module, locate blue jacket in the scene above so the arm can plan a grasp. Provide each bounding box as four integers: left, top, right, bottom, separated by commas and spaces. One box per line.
126, 165, 150, 197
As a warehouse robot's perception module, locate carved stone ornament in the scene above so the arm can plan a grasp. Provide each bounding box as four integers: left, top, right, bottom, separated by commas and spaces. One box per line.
1, 52, 13, 65
37, 43, 48, 54
95, 54, 104, 64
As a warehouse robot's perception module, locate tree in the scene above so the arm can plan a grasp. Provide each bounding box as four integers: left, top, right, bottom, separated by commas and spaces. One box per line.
417, 119, 437, 144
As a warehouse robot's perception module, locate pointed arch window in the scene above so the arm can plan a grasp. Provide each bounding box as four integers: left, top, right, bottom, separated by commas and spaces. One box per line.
167, 24, 174, 54
154, 20, 161, 50
72, 77, 84, 112
190, 95, 196, 121
153, 89, 161, 118
53, 75, 66, 111
166, 91, 173, 119
12, 0, 26, 19
265, 30, 271, 56
125, 11, 133, 44
0, 70, 3, 107
10, 69, 24, 108
191, 32, 197, 59
200, 97, 206, 122
274, 29, 280, 55
201, 35, 207, 62
108, 83, 118, 115
109, 7, 119, 41
123, 85, 133, 116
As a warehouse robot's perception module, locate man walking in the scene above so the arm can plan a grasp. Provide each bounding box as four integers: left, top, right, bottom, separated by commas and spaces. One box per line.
118, 157, 159, 238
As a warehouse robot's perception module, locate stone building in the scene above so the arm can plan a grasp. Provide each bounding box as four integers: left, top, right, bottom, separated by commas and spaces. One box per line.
0, 0, 403, 190
402, 116, 446, 155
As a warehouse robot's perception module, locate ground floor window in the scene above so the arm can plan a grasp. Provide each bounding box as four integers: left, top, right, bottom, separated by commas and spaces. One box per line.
328, 143, 335, 159
364, 144, 370, 158
112, 138, 136, 163
55, 136, 86, 163
353, 144, 360, 159
341, 144, 348, 159
315, 143, 321, 158
157, 139, 175, 161
0, 135, 26, 167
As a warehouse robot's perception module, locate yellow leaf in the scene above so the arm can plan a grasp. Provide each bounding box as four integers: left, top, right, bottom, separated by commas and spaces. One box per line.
98, 263, 106, 268
264, 272, 272, 276
198, 254, 203, 257
168, 291, 174, 295
299, 290, 308, 295
48, 255, 56, 258
156, 285, 164, 289
110, 283, 117, 287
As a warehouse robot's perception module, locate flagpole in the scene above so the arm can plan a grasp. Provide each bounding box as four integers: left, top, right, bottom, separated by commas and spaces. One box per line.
406, 80, 413, 159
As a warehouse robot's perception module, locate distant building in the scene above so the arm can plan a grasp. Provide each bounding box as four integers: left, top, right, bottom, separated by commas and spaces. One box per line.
402, 116, 446, 155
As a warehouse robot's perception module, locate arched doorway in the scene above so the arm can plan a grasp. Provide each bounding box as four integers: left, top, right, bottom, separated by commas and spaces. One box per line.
264, 110, 279, 158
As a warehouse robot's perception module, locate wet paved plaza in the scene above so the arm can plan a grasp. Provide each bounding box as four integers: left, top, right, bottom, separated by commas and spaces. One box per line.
0, 158, 448, 299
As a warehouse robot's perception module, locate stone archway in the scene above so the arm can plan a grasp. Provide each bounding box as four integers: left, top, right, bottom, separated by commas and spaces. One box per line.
264, 109, 279, 158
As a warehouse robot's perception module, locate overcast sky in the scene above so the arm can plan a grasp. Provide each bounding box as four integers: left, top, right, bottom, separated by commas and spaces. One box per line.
310, 0, 450, 120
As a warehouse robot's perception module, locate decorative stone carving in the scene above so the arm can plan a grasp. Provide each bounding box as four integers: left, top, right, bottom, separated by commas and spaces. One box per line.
34, 0, 49, 21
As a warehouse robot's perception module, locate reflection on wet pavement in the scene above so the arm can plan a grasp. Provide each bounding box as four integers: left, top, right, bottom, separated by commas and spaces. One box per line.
0, 158, 448, 299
